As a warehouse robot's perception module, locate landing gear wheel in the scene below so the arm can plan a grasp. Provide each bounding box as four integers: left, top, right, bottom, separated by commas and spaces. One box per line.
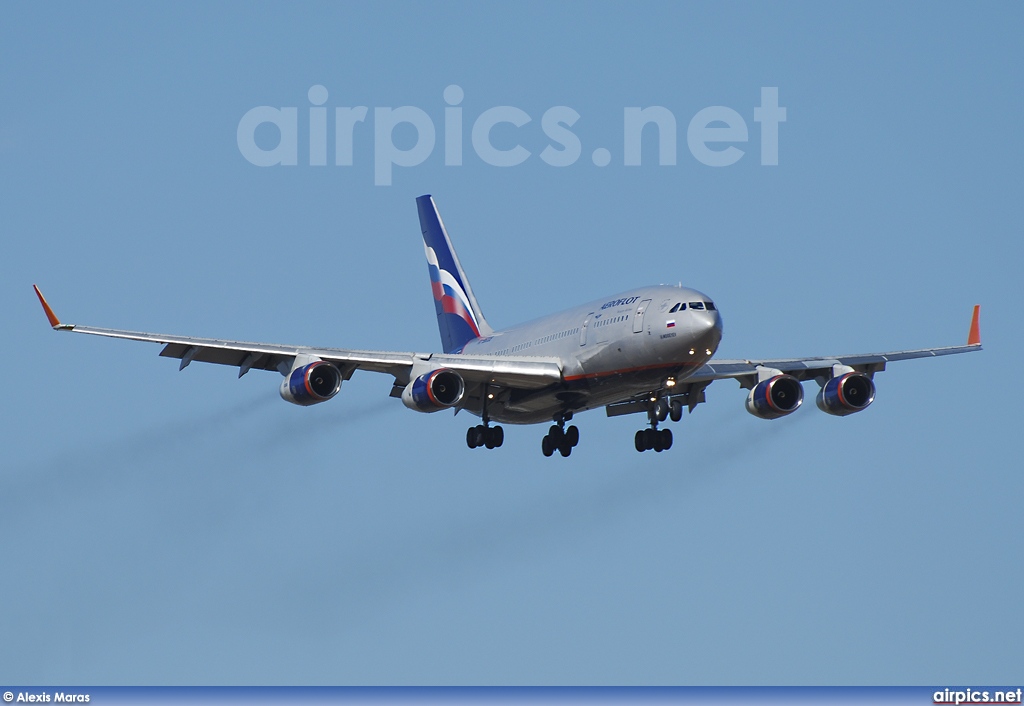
543, 414, 577, 457
669, 400, 683, 422
541, 434, 554, 457
635, 426, 673, 452
469, 424, 504, 450
643, 428, 657, 450
655, 399, 670, 422
565, 425, 579, 447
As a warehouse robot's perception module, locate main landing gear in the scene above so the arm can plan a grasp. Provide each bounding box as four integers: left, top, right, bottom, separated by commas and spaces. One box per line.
467, 424, 503, 449
634, 397, 677, 453
635, 427, 672, 452
467, 384, 504, 449
542, 413, 579, 458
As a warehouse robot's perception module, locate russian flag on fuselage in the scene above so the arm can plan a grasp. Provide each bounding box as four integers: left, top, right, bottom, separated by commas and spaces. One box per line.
416, 195, 492, 354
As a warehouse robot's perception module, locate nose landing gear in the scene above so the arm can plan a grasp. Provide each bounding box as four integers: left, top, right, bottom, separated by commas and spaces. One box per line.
541, 412, 579, 457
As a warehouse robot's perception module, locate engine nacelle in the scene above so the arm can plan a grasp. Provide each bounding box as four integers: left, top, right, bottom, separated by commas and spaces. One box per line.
279, 361, 342, 406
816, 372, 875, 416
746, 374, 804, 419
401, 368, 465, 413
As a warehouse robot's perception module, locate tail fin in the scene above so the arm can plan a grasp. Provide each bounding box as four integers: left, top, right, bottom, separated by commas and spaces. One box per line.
416, 195, 493, 353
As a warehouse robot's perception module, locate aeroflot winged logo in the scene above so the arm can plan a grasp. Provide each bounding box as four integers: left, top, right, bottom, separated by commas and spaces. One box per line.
425, 243, 481, 338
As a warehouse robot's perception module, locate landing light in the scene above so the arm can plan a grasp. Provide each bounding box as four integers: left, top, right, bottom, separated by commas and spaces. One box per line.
487, 393, 494, 399
706, 349, 712, 356
689, 349, 695, 355
665, 378, 676, 388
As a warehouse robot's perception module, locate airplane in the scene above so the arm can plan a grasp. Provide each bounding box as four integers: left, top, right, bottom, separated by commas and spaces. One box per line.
33, 194, 982, 458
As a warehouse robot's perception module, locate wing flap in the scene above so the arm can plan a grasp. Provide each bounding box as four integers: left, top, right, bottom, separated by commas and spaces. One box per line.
158, 344, 285, 373
430, 353, 562, 389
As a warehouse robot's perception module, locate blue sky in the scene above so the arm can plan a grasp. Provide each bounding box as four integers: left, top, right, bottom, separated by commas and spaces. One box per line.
1, 2, 1021, 685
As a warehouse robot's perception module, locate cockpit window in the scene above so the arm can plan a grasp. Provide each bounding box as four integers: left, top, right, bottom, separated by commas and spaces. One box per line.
679, 302, 686, 311
689, 301, 704, 310
669, 303, 680, 313
704, 301, 716, 311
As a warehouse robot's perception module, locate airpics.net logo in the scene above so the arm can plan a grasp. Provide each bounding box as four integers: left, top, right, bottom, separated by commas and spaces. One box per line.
236, 85, 786, 186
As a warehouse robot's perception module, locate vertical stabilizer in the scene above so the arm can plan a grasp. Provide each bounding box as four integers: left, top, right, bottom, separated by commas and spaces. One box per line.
416, 195, 493, 353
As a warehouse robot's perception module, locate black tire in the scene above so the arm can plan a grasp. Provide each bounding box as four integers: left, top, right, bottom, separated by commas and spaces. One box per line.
541, 434, 554, 457
634, 430, 646, 452
643, 428, 657, 450
669, 400, 683, 422
484, 427, 496, 449
492, 426, 504, 447
655, 399, 669, 422
661, 428, 673, 451
467, 427, 478, 449
652, 431, 665, 452
559, 442, 572, 457
548, 424, 563, 443
565, 425, 579, 447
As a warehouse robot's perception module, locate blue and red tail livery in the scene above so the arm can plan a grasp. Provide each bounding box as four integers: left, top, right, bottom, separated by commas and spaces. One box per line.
416, 194, 492, 354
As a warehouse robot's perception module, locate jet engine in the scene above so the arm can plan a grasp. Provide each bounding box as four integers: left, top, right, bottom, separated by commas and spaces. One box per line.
402, 368, 465, 412
745, 374, 804, 419
816, 371, 875, 416
279, 360, 342, 406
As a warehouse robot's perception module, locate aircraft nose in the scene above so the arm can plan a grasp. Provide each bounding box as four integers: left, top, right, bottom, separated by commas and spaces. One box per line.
694, 309, 720, 331
694, 309, 723, 346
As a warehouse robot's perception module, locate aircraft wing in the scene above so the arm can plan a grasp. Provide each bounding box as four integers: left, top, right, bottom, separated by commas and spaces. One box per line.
690, 344, 981, 388
607, 306, 982, 417
691, 305, 981, 389
32, 286, 562, 390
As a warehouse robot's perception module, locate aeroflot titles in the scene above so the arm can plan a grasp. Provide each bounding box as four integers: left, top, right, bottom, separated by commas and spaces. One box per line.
601, 296, 640, 310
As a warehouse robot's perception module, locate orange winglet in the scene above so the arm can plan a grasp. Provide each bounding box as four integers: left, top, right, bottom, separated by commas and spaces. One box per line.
967, 304, 981, 346
33, 284, 62, 328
